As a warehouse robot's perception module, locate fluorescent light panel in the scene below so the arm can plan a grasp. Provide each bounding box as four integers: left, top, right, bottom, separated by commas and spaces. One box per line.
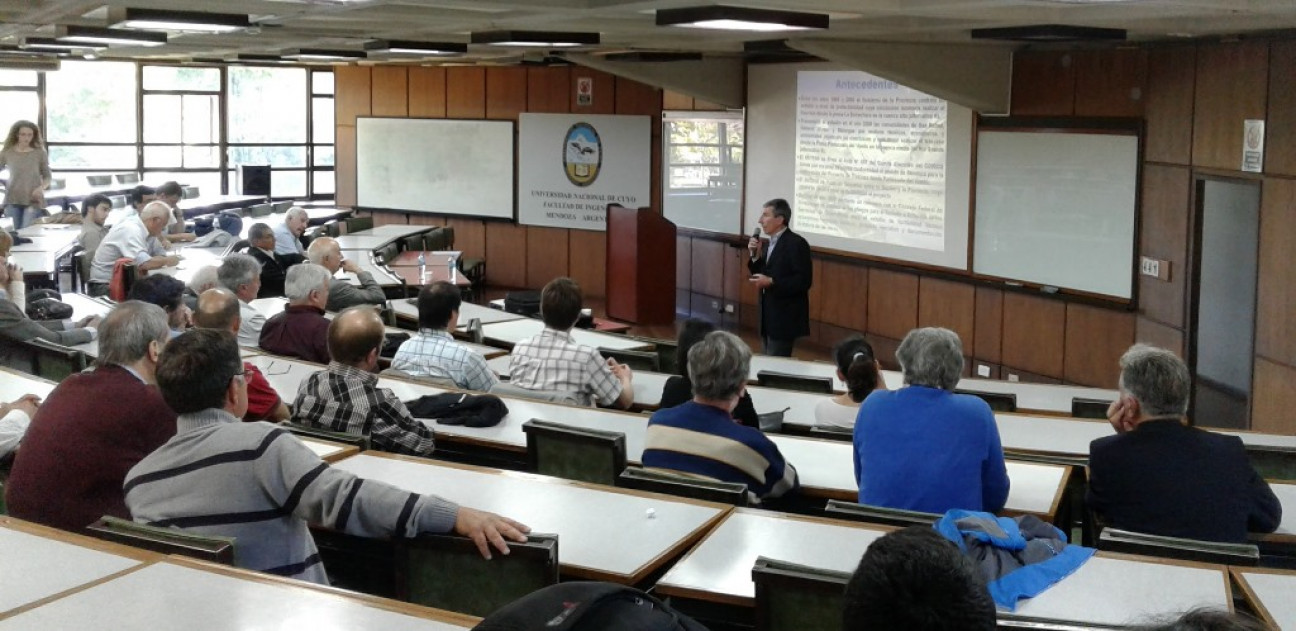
55, 25, 167, 47
471, 30, 599, 47
282, 48, 366, 60
109, 8, 250, 34
22, 37, 106, 51
656, 6, 828, 32
364, 40, 467, 55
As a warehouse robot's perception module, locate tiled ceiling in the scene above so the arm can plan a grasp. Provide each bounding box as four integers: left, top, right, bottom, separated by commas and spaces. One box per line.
0, 0, 1293, 64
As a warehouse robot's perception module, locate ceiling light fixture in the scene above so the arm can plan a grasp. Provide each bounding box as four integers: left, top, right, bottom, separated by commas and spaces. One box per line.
108, 8, 251, 34
364, 40, 467, 56
55, 25, 167, 47
235, 54, 287, 63
970, 24, 1126, 41
602, 51, 704, 62
282, 48, 367, 61
471, 30, 599, 47
656, 5, 828, 32
22, 37, 107, 51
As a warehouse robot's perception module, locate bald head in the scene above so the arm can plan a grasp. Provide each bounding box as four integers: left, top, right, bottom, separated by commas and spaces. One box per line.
328, 306, 385, 369
194, 287, 241, 334
140, 201, 171, 236
307, 236, 342, 273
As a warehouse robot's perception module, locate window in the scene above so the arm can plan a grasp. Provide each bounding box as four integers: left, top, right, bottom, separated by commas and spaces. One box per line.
44, 61, 138, 170
310, 70, 334, 197
0, 70, 39, 128
228, 66, 309, 197
662, 110, 745, 233
142, 65, 221, 189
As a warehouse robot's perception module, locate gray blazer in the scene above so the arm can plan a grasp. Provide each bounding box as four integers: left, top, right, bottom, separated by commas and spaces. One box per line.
0, 298, 93, 365
326, 272, 387, 312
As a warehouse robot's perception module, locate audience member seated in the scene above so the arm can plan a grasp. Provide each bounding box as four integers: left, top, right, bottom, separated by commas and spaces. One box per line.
89, 201, 180, 296
1087, 344, 1280, 544
392, 280, 498, 392
306, 236, 386, 312
0, 235, 98, 361
129, 184, 156, 213
77, 193, 112, 261
854, 327, 1010, 514
217, 252, 265, 346
643, 331, 798, 504
0, 394, 40, 459
183, 264, 219, 310
124, 328, 530, 585
4, 301, 176, 531
291, 306, 437, 456
246, 222, 289, 298
659, 318, 758, 428
193, 288, 290, 422
154, 181, 194, 243
259, 263, 332, 364
274, 206, 309, 264
1135, 608, 1270, 631
128, 274, 191, 338
842, 526, 996, 631
815, 335, 884, 430
508, 277, 633, 409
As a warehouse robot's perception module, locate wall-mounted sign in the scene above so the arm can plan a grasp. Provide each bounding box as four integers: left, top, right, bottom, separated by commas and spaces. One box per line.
576, 76, 593, 106
1242, 119, 1265, 173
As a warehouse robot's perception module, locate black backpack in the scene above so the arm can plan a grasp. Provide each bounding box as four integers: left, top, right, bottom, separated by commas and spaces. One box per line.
473, 582, 709, 631
504, 290, 542, 317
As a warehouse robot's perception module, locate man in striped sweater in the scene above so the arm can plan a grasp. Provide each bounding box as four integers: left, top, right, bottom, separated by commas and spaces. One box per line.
124, 328, 530, 585
642, 331, 799, 504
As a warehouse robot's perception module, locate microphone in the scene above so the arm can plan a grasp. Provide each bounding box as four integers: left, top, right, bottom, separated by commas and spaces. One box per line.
752, 226, 761, 240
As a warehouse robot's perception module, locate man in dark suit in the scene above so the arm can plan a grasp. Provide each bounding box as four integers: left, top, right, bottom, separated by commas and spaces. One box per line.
747, 198, 812, 357
246, 222, 289, 298
1087, 344, 1281, 544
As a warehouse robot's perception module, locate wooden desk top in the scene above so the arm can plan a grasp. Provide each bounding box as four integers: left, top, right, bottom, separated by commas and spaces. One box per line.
0, 517, 154, 619
1263, 482, 1296, 543
347, 224, 432, 239
331, 452, 730, 584
1230, 566, 1296, 631
0, 557, 477, 630
654, 509, 890, 607
334, 234, 398, 251
299, 437, 360, 463
149, 246, 226, 285
478, 318, 652, 352
392, 299, 525, 327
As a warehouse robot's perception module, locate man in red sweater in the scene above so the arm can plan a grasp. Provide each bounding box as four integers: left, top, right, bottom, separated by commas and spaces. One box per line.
5, 300, 177, 532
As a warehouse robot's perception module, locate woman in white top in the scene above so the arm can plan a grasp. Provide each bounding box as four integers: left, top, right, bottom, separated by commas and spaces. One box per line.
813, 335, 884, 430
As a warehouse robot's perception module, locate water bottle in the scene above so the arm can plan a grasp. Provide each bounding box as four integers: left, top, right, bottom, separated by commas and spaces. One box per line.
417, 252, 427, 283
448, 254, 458, 282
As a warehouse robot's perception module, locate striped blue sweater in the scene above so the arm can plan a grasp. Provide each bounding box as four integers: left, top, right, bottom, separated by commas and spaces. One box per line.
124, 408, 459, 584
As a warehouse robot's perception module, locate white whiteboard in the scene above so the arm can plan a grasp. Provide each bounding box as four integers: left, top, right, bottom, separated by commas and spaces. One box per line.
974, 130, 1139, 299
356, 117, 514, 219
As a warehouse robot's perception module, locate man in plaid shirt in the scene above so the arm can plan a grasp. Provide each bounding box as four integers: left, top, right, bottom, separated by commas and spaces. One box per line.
393, 281, 498, 392
508, 277, 634, 409
292, 307, 436, 456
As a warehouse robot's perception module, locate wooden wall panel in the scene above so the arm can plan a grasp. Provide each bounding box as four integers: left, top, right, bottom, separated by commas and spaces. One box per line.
721, 245, 747, 306
676, 236, 691, 290
1255, 177, 1296, 365
817, 260, 868, 333
974, 287, 1004, 364
1266, 41, 1296, 177
445, 217, 485, 262
485, 67, 528, 120
446, 66, 487, 119
806, 259, 825, 323
1010, 50, 1075, 116
1138, 164, 1191, 329
663, 90, 693, 110
370, 67, 408, 117
615, 77, 662, 119
1136, 315, 1186, 358
408, 67, 447, 118
1251, 358, 1296, 435
1192, 42, 1269, 171
407, 213, 442, 227
334, 66, 371, 125
370, 210, 406, 227
527, 67, 571, 113
568, 229, 607, 299
1064, 304, 1135, 388
525, 226, 569, 289
570, 68, 616, 115
866, 268, 918, 341
1073, 48, 1148, 118
690, 238, 725, 298
1001, 292, 1066, 378
484, 222, 528, 289
1144, 46, 1196, 165
917, 277, 976, 356
335, 125, 356, 207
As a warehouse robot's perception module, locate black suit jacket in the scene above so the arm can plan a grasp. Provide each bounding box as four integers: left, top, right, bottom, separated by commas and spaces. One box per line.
748, 228, 812, 341
1086, 419, 1282, 543
249, 248, 289, 298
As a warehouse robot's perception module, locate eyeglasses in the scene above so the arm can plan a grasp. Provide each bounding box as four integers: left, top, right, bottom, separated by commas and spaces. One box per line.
262, 360, 291, 376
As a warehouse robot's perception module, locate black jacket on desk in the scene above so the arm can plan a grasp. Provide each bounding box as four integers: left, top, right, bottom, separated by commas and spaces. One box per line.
1086, 419, 1282, 544
248, 247, 288, 298
747, 228, 812, 341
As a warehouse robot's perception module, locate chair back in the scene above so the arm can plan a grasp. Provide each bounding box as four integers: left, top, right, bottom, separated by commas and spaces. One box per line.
756, 370, 834, 394
598, 346, 659, 372
401, 234, 425, 253
1097, 527, 1260, 566
273, 201, 292, 213
87, 175, 113, 186
86, 516, 235, 565
23, 338, 88, 381
808, 425, 853, 442
375, 242, 399, 265
752, 557, 850, 631
183, 186, 199, 199
522, 419, 626, 486
321, 220, 341, 238
70, 246, 88, 293
825, 499, 941, 528
48, 178, 66, 190
247, 203, 273, 217
423, 227, 449, 251
617, 467, 749, 506
115, 173, 140, 184
108, 194, 126, 209
345, 216, 374, 234
397, 533, 558, 618
228, 239, 252, 254
1244, 445, 1296, 481
956, 389, 1018, 412
466, 317, 484, 344
489, 382, 581, 406
380, 368, 458, 389
1071, 397, 1111, 419
284, 422, 370, 450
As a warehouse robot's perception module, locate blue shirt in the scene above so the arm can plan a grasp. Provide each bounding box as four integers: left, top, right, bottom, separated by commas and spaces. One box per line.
854, 386, 1010, 513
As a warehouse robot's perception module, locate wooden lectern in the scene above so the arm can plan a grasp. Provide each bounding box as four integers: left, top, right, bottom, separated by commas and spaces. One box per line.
606, 203, 676, 325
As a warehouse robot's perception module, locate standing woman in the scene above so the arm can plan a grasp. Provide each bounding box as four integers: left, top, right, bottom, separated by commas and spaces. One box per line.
0, 120, 52, 230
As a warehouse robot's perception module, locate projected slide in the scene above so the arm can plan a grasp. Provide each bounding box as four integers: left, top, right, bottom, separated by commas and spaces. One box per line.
794, 71, 948, 252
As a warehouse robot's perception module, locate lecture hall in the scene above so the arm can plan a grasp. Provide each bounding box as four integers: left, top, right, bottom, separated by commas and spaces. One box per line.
0, 1, 1295, 630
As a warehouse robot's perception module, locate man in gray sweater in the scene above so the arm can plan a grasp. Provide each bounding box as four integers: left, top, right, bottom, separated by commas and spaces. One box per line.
124, 328, 529, 584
